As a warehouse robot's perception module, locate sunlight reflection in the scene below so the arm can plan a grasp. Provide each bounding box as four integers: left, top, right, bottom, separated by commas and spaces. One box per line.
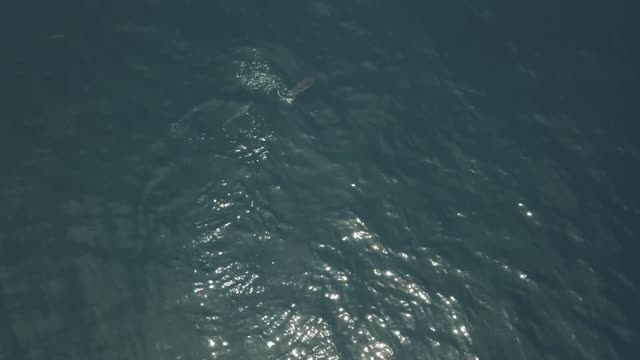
338, 217, 389, 255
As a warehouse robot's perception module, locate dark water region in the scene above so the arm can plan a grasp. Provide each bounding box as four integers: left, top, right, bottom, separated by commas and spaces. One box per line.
1, 0, 639, 359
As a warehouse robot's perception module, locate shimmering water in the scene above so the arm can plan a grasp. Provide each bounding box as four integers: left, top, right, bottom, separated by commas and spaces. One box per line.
2, 1, 639, 359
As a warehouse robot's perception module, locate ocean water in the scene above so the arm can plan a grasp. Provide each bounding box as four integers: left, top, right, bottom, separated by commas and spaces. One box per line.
1, 1, 639, 359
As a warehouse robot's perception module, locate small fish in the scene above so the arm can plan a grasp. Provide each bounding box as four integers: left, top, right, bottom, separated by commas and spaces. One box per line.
287, 77, 315, 97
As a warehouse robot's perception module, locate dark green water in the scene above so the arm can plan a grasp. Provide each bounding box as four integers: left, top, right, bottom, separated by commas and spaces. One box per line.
2, 1, 639, 359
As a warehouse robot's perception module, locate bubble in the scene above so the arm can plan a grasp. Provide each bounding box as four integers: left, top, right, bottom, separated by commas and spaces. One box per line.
235, 49, 287, 95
